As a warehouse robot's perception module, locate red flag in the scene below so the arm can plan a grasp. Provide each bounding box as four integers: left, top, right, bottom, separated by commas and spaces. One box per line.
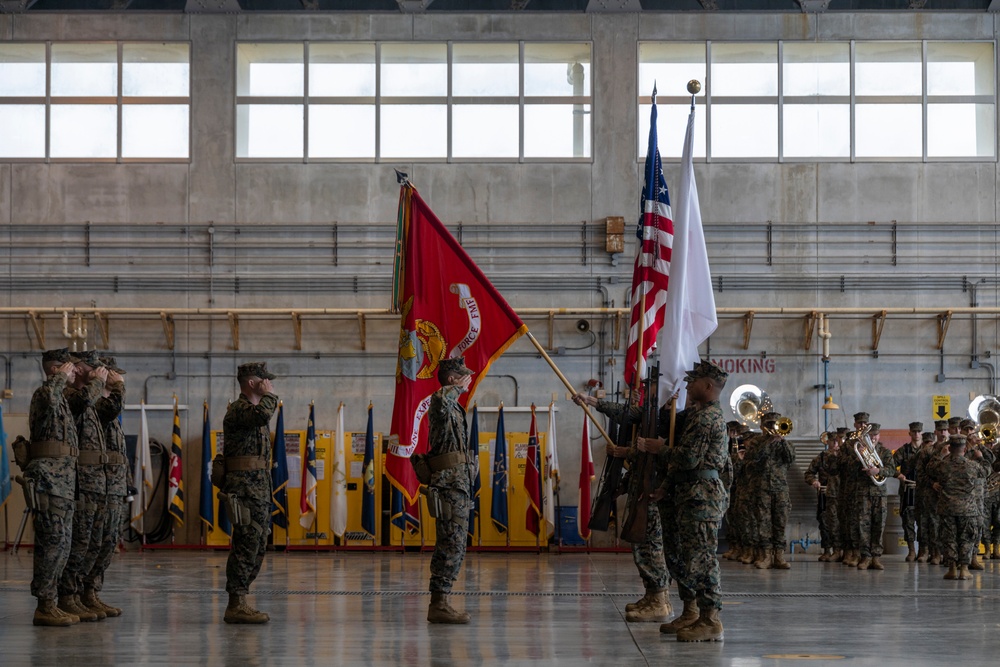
624, 91, 673, 388
578, 415, 595, 541
388, 182, 528, 504
524, 405, 542, 536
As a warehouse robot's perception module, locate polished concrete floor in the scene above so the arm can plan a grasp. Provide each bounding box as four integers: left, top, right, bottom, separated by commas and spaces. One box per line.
2, 548, 999, 666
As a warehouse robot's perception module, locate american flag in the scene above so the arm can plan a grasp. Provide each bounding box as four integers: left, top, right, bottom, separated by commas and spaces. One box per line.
624, 87, 674, 388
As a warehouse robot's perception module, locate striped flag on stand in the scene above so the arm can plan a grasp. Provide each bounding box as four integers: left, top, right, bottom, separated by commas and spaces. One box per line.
167, 397, 185, 526
624, 85, 674, 388
524, 404, 543, 537
467, 404, 482, 537
361, 403, 377, 538
299, 403, 318, 530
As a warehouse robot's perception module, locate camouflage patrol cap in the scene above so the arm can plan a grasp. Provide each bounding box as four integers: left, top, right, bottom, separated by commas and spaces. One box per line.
934, 420, 948, 430
948, 416, 962, 427
921, 432, 936, 443
853, 412, 869, 423
949, 435, 968, 448
439, 356, 473, 378
75, 350, 104, 369
41, 347, 80, 365
237, 361, 276, 380
760, 411, 780, 424
99, 355, 126, 375
836, 427, 848, 435
738, 423, 751, 434
868, 422, 881, 434
726, 420, 740, 429
683, 359, 729, 385
959, 418, 976, 431
908, 421, 923, 432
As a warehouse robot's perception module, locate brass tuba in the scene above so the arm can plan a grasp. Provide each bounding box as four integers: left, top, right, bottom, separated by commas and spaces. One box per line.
729, 384, 772, 426
763, 416, 794, 437
970, 395, 1000, 444
849, 424, 887, 486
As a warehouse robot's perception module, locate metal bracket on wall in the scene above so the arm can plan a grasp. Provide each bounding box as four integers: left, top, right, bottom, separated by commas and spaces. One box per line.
291, 313, 302, 351
27, 311, 45, 350
94, 312, 110, 349
742, 311, 755, 350
228, 312, 240, 351
871, 310, 887, 354
160, 312, 175, 351
803, 311, 818, 352
936, 310, 953, 350
358, 312, 367, 351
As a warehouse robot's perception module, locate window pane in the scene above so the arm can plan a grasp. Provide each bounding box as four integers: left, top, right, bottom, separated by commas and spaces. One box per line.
783, 104, 850, 158
309, 104, 375, 158
122, 105, 189, 158
0, 105, 45, 157
381, 43, 447, 97
123, 43, 190, 97
927, 42, 994, 96
855, 103, 921, 158
51, 43, 117, 97
711, 104, 777, 158
711, 43, 777, 97
236, 43, 304, 97
524, 43, 590, 97
855, 42, 921, 96
639, 103, 706, 159
236, 104, 303, 158
50, 104, 117, 158
782, 42, 849, 96
309, 43, 375, 97
524, 104, 591, 158
453, 105, 518, 158
928, 103, 994, 158
380, 104, 446, 157
453, 43, 518, 97
0, 43, 46, 97
638, 42, 706, 100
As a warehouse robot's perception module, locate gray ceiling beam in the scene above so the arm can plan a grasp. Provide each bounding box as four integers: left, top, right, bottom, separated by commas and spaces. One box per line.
397, 0, 434, 11
0, 0, 39, 12
185, 0, 242, 12
586, 0, 641, 11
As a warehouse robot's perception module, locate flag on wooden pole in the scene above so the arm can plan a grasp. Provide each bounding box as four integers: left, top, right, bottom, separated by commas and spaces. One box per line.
330, 401, 348, 539
271, 402, 289, 530
578, 414, 595, 541
299, 403, 317, 530
167, 397, 185, 526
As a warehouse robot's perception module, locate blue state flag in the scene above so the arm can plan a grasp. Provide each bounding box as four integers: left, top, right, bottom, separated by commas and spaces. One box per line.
490, 406, 509, 534
271, 403, 289, 530
390, 485, 420, 534
361, 404, 377, 538
198, 402, 214, 531
468, 404, 482, 537
0, 402, 10, 511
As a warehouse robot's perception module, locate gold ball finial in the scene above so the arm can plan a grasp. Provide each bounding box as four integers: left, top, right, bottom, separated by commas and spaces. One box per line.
687, 79, 702, 95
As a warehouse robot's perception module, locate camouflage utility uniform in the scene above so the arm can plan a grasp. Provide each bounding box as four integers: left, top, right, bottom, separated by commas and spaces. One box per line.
804, 448, 839, 553
88, 372, 128, 595
932, 449, 989, 568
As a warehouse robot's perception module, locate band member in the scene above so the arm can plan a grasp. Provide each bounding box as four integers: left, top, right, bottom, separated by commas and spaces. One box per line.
836, 413, 870, 567
854, 423, 895, 570
805, 432, 839, 561
934, 419, 949, 445
961, 420, 994, 571
915, 428, 949, 564
930, 435, 989, 580
748, 412, 794, 570
894, 422, 923, 562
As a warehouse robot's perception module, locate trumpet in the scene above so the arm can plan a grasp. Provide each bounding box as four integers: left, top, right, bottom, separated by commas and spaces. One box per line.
763, 416, 794, 437
848, 424, 887, 486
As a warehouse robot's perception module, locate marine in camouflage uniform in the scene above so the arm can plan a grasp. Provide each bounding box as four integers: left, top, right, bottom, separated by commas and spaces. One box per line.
836, 415, 872, 567
58, 350, 109, 622
83, 355, 129, 618
930, 436, 990, 580
804, 434, 840, 561
914, 423, 949, 564
959, 420, 994, 570
222, 362, 278, 624
748, 412, 794, 570
893, 422, 923, 562
23, 348, 82, 626
854, 423, 895, 570
733, 430, 765, 564
653, 360, 729, 643
987, 439, 1000, 559
426, 357, 475, 624
579, 394, 670, 623
720, 422, 744, 561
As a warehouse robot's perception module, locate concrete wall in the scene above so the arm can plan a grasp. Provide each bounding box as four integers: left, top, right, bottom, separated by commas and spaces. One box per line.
1, 11, 998, 546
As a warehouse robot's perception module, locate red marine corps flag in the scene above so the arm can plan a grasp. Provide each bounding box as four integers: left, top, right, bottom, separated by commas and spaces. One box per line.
388, 175, 528, 504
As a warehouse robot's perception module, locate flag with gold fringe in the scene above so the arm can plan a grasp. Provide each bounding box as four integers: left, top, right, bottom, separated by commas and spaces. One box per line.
167, 398, 185, 526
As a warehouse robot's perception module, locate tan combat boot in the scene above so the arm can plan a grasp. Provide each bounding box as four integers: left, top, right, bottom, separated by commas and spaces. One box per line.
427, 591, 470, 624
969, 554, 985, 571
753, 549, 773, 570
916, 546, 928, 562
870, 557, 884, 571
739, 547, 756, 565
831, 549, 844, 563
958, 564, 972, 580
626, 590, 671, 623
625, 591, 650, 613
676, 607, 724, 643
991, 544, 999, 559
75, 593, 106, 620
59, 594, 98, 622
905, 542, 916, 562
659, 598, 698, 634
83, 588, 121, 618
843, 550, 859, 567
33, 598, 74, 627
944, 564, 958, 580
772, 548, 791, 570
224, 593, 270, 624
930, 553, 942, 565
857, 556, 872, 570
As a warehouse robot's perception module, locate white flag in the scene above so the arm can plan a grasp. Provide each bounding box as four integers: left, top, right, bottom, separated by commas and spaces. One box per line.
657, 104, 718, 406
543, 402, 560, 538
330, 401, 348, 538
130, 402, 154, 533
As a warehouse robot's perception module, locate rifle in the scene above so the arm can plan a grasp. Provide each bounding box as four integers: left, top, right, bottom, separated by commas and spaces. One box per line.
588, 384, 631, 534
620, 364, 660, 544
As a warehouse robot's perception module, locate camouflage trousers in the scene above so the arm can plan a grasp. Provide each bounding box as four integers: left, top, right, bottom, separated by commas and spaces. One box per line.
987, 495, 1000, 543
916, 491, 940, 553
673, 520, 722, 611
838, 488, 858, 550
85, 497, 125, 591
856, 494, 887, 558
225, 495, 270, 595
751, 487, 790, 550
429, 474, 472, 594
818, 494, 840, 550
657, 498, 693, 603
58, 491, 108, 597
30, 495, 75, 601
631, 500, 669, 591
899, 501, 918, 544
940, 515, 979, 566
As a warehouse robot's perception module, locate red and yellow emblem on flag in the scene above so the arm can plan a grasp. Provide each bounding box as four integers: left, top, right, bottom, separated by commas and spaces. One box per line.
388, 181, 528, 504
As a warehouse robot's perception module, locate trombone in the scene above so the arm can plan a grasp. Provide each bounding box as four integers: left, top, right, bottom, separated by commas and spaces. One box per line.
763, 416, 794, 437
